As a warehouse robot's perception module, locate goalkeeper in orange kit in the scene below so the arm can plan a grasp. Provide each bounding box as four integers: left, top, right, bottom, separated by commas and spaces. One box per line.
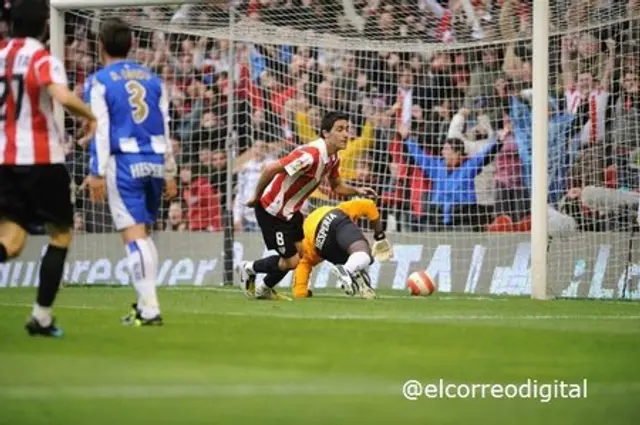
292, 198, 392, 299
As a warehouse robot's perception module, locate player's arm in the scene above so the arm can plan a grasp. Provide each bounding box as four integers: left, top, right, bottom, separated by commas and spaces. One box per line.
328, 172, 377, 199
36, 55, 102, 202
340, 199, 381, 227
160, 83, 178, 199
341, 199, 391, 260
47, 84, 95, 122
292, 255, 320, 298
360, 200, 385, 239
370, 214, 392, 261
37, 55, 95, 125
80, 78, 113, 203
246, 161, 286, 207
326, 157, 377, 198
247, 147, 316, 207
87, 80, 111, 178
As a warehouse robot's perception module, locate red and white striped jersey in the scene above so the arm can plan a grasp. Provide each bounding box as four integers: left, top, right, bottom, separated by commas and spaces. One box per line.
0, 38, 68, 166
564, 87, 609, 145
261, 138, 340, 220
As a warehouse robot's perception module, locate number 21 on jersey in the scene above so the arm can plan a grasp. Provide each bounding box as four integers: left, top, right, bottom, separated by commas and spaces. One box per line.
125, 80, 149, 124
0, 75, 25, 121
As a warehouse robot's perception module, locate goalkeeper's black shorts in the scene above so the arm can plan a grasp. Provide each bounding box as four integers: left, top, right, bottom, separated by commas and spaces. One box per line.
0, 164, 73, 233
314, 209, 367, 265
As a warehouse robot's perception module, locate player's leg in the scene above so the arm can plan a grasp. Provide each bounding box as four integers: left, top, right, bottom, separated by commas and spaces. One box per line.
315, 212, 361, 296
238, 203, 269, 296
344, 240, 376, 300
23, 165, 75, 337
119, 223, 161, 324
335, 219, 375, 299
106, 157, 162, 325
0, 167, 29, 262
259, 212, 304, 292
0, 220, 28, 261
253, 239, 301, 301
342, 240, 373, 276
25, 223, 72, 336
253, 212, 303, 300
240, 204, 300, 299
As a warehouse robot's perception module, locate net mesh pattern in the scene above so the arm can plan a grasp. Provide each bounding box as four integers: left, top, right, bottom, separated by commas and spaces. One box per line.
55, 0, 640, 297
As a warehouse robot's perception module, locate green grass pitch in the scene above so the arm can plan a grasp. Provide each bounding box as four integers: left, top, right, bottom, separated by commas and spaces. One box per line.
0, 286, 639, 425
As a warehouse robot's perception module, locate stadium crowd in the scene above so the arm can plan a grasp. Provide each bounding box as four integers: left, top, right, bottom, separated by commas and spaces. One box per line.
22, 0, 640, 234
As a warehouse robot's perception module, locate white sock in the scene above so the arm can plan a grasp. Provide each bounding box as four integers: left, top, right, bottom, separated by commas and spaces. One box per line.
32, 304, 52, 327
343, 251, 372, 275
245, 261, 255, 272
125, 238, 160, 319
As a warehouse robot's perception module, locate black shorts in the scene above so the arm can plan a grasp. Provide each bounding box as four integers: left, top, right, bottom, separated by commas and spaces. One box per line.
255, 203, 304, 258
315, 209, 367, 265
0, 165, 74, 233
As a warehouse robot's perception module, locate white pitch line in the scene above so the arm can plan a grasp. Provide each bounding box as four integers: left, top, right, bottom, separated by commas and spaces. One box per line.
0, 383, 399, 399
0, 302, 639, 323
162, 286, 508, 301
1, 381, 639, 399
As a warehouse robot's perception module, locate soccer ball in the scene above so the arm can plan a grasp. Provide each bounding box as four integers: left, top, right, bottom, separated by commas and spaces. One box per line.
407, 270, 436, 296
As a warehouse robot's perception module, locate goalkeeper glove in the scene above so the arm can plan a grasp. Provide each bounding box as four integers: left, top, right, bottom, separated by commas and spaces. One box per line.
372, 232, 392, 262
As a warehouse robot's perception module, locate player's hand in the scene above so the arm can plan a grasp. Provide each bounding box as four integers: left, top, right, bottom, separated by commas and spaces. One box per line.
85, 175, 106, 203
246, 197, 260, 208
355, 187, 378, 199
164, 177, 178, 200
77, 118, 97, 149
372, 237, 393, 262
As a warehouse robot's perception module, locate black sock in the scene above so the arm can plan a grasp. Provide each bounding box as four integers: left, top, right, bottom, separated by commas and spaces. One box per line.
253, 255, 281, 274
37, 245, 68, 308
0, 243, 6, 263
264, 270, 289, 288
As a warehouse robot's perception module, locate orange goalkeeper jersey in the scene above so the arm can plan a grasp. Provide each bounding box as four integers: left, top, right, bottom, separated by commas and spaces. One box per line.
293, 198, 380, 297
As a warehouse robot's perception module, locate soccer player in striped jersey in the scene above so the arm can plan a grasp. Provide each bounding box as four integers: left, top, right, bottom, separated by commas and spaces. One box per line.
239, 111, 378, 300
0, 0, 97, 337
292, 198, 393, 299
82, 18, 177, 326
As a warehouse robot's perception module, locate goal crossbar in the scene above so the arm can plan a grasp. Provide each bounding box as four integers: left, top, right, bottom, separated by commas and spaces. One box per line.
50, 0, 206, 9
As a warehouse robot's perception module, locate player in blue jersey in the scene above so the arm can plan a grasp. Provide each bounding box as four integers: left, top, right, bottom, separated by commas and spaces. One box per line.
82, 18, 177, 326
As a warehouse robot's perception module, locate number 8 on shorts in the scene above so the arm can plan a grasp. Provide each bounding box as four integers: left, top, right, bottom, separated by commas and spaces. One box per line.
275, 231, 285, 252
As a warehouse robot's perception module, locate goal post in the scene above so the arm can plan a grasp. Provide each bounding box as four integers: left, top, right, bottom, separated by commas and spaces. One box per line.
530, 0, 549, 300
45, 0, 639, 299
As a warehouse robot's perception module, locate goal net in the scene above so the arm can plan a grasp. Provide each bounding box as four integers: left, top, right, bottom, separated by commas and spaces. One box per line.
44, 0, 639, 299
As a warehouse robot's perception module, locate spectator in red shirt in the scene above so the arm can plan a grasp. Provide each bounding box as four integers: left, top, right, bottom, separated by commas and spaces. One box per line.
180, 166, 222, 231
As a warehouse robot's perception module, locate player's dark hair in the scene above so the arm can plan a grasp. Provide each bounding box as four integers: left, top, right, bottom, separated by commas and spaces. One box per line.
320, 111, 349, 138
10, 0, 49, 39
99, 18, 132, 59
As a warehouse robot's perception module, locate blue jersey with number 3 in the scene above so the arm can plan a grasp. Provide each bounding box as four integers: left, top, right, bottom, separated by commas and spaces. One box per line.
84, 60, 170, 176
84, 60, 170, 230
